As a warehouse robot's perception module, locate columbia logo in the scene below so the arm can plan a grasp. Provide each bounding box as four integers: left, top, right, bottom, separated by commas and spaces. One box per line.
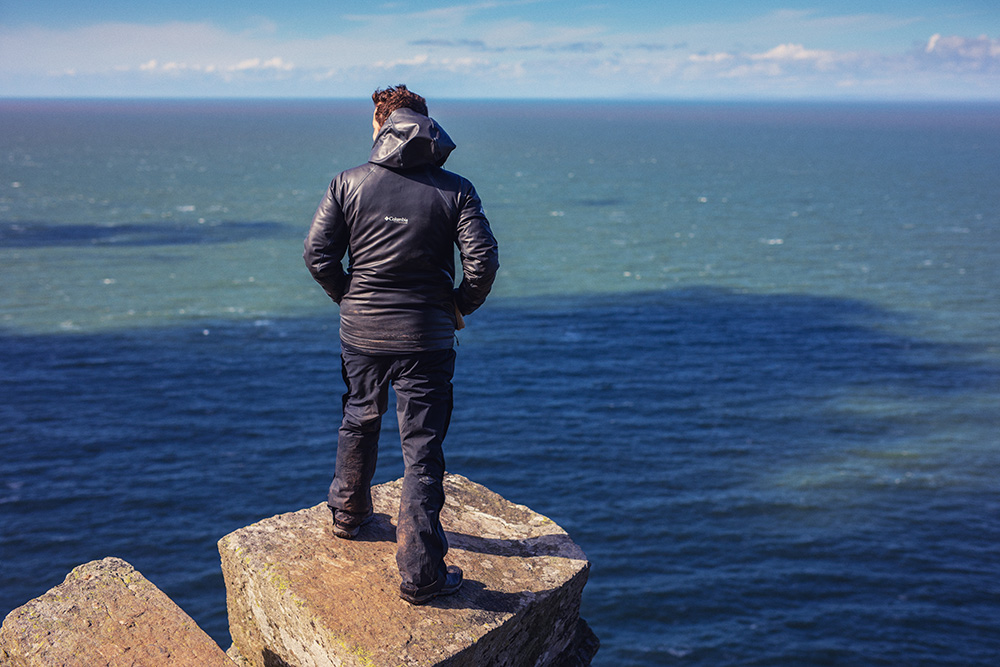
385, 215, 409, 224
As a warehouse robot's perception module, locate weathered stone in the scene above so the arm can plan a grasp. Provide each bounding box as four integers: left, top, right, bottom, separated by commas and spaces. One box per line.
219, 473, 597, 667
0, 556, 234, 666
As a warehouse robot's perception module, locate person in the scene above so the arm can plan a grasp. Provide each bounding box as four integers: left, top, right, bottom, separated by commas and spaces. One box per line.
303, 85, 499, 605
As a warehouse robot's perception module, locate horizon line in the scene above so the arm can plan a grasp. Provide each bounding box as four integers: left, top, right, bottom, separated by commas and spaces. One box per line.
3, 94, 1000, 105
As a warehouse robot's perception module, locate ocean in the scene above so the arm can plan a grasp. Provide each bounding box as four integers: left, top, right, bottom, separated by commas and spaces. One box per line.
1, 99, 998, 665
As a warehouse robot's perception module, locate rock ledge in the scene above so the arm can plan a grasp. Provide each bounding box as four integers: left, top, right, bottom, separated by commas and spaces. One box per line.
0, 556, 234, 666
219, 473, 597, 666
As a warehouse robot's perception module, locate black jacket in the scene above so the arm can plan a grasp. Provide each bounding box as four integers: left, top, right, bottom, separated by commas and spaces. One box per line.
304, 108, 499, 353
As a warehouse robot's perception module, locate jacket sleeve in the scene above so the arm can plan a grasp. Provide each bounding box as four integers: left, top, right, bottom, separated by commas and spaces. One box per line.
303, 179, 350, 304
454, 182, 499, 315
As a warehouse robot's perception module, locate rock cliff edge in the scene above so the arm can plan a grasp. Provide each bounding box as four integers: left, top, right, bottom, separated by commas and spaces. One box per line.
0, 557, 235, 666
219, 473, 598, 667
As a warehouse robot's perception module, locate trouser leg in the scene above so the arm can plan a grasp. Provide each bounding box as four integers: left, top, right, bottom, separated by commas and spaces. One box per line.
393, 348, 456, 588
328, 349, 389, 521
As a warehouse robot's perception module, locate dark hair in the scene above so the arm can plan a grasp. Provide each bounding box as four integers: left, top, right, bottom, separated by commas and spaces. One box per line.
372, 84, 428, 126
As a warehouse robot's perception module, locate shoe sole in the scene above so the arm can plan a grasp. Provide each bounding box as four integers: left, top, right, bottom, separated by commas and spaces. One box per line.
332, 513, 374, 540
333, 524, 360, 539
399, 569, 463, 605
399, 583, 461, 605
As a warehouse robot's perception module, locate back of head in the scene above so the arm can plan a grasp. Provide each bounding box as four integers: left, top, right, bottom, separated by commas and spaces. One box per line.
373, 85, 428, 126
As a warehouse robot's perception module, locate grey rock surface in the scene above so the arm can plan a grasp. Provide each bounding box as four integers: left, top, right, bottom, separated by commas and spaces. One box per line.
219, 473, 597, 666
0, 556, 234, 666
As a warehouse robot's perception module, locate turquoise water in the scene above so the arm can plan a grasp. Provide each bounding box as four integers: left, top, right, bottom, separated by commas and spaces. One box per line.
2, 100, 999, 664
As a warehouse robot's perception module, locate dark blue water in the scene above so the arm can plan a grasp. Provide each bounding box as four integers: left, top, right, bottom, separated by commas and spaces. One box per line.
2, 100, 999, 665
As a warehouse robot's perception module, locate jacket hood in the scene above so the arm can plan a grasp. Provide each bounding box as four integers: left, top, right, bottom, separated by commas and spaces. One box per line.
369, 107, 456, 169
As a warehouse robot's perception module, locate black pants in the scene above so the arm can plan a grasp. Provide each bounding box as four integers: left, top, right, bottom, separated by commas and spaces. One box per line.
328, 346, 456, 588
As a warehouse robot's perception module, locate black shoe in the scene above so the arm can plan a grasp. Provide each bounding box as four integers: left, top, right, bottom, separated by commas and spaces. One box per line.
331, 508, 374, 539
399, 566, 463, 605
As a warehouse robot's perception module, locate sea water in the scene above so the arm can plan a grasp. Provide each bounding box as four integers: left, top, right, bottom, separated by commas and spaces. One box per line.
1, 99, 999, 665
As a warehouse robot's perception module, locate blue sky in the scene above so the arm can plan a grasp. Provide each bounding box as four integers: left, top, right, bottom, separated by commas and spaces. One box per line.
1, 1, 998, 99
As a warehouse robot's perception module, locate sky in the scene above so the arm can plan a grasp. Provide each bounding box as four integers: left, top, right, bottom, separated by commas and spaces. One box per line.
1, 0, 999, 100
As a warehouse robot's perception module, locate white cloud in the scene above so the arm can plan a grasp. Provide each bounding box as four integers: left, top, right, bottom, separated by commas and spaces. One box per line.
372, 54, 430, 70
718, 62, 783, 79
0, 21, 357, 77
0, 10, 998, 99
688, 52, 733, 64
751, 43, 836, 62
748, 43, 844, 72
922, 33, 1000, 69
231, 57, 294, 71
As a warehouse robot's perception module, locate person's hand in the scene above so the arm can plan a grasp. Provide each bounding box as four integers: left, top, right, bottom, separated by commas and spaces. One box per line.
454, 303, 466, 331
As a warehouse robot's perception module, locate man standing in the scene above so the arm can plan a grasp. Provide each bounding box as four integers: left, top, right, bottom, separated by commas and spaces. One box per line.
304, 85, 499, 605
